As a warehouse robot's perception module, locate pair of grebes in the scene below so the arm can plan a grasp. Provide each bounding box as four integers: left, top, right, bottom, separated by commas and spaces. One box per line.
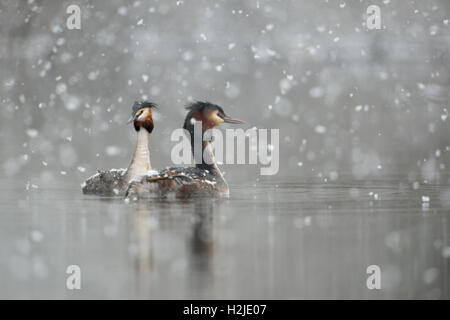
82, 101, 244, 199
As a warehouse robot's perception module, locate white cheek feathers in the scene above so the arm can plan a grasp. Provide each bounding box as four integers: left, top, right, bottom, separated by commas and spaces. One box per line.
211, 111, 224, 124
137, 108, 149, 121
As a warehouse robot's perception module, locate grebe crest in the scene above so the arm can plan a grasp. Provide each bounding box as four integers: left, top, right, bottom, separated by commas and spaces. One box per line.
130, 101, 157, 133
82, 101, 158, 196
126, 101, 244, 200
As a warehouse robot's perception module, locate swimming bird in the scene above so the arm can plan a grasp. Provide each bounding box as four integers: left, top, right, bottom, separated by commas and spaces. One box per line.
82, 101, 157, 196
126, 101, 244, 199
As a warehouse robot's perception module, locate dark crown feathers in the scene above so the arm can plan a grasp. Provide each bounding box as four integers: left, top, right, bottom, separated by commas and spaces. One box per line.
131, 101, 158, 116
183, 101, 225, 130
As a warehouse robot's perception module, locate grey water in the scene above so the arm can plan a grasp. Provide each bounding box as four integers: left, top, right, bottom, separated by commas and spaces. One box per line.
1, 176, 449, 299
2, 0, 450, 299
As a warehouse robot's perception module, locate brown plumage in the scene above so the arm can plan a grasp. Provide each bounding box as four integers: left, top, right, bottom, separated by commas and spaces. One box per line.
82, 101, 157, 196
126, 101, 244, 199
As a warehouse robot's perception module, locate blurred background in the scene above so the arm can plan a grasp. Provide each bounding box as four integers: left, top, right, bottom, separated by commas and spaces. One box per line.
0, 0, 449, 299
1, 0, 450, 185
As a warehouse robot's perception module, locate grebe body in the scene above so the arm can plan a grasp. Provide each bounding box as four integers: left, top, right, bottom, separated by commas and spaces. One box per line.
82, 101, 157, 196
126, 101, 244, 199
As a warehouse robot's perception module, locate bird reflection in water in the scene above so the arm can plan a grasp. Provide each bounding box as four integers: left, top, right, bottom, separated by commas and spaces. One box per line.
189, 199, 215, 271
131, 198, 221, 297
133, 201, 152, 274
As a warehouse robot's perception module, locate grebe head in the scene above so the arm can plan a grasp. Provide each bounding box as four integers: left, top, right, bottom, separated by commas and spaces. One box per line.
183, 101, 244, 131
128, 101, 157, 133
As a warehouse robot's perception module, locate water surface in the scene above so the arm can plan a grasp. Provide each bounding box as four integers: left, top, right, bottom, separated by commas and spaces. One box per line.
0, 178, 449, 299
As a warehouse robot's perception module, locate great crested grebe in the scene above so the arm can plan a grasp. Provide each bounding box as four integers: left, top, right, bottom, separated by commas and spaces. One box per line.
82, 101, 157, 196
126, 101, 244, 199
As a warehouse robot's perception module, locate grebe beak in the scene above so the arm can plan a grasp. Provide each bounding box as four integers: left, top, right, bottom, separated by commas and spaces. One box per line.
222, 115, 245, 124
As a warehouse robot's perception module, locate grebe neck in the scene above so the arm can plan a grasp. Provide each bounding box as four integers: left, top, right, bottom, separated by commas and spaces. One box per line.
186, 124, 226, 185
127, 129, 151, 181
198, 140, 223, 175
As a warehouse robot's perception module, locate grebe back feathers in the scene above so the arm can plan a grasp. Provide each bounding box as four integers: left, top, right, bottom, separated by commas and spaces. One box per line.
126, 101, 244, 199
82, 101, 157, 196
